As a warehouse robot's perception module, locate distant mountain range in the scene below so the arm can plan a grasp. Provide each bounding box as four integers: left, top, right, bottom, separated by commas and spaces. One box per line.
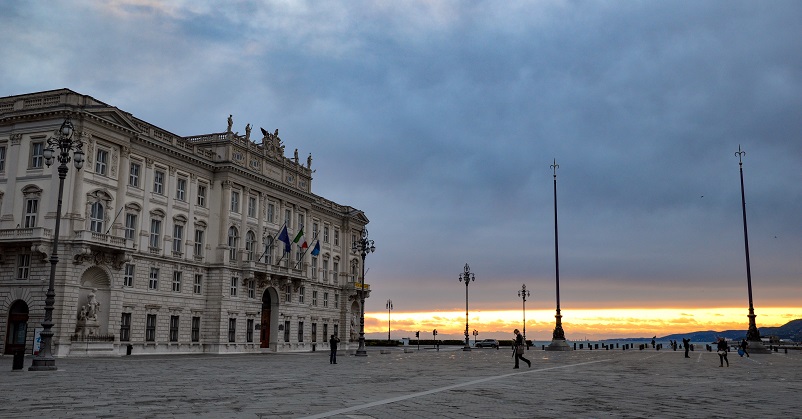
614, 319, 802, 343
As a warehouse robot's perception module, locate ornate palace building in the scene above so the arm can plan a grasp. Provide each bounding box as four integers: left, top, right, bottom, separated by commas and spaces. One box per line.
0, 89, 369, 357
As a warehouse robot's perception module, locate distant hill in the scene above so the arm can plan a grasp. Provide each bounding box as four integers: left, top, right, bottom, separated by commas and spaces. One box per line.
613, 319, 802, 343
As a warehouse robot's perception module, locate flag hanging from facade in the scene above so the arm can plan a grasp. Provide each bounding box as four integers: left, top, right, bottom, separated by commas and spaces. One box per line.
277, 225, 291, 253
293, 226, 304, 243
310, 240, 320, 256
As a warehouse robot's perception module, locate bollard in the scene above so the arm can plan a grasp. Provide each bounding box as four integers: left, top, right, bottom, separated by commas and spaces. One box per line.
574, 342, 577, 350
579, 344, 583, 349
12, 350, 25, 371
595, 344, 599, 350
616, 343, 619, 348
785, 348, 788, 354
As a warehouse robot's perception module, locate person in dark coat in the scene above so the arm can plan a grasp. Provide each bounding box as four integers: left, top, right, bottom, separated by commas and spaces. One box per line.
682, 338, 691, 358
716, 337, 729, 367
513, 329, 530, 369
329, 334, 340, 364
739, 338, 750, 358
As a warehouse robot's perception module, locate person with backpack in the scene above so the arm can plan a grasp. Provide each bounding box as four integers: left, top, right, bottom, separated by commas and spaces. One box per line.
512, 329, 530, 369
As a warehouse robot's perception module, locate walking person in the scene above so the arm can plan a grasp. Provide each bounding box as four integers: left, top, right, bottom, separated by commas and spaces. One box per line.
512, 329, 530, 369
682, 338, 691, 358
329, 334, 340, 364
739, 338, 750, 358
716, 337, 729, 367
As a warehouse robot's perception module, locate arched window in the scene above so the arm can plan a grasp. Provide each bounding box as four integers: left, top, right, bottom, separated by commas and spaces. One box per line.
90, 202, 104, 233
228, 226, 239, 261
245, 230, 256, 261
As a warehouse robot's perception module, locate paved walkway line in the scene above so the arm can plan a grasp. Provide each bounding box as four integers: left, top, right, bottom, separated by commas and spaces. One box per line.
301, 359, 611, 419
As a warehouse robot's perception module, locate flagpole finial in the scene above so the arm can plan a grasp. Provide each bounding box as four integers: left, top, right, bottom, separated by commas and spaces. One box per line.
551, 159, 559, 176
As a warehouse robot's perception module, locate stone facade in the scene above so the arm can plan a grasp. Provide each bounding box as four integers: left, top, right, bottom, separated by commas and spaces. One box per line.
0, 89, 369, 357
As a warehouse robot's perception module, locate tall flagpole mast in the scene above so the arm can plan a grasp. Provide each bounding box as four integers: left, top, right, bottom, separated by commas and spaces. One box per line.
546, 159, 571, 351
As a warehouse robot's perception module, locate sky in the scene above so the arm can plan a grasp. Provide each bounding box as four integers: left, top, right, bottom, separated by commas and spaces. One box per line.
2, 0, 800, 340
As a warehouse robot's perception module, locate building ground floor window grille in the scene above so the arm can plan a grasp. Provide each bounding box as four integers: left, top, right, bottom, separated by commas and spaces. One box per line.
120, 313, 131, 342
228, 318, 237, 342
146, 314, 157, 341
170, 315, 180, 342
191, 316, 200, 342
283, 321, 290, 342
298, 321, 304, 342
246, 319, 254, 342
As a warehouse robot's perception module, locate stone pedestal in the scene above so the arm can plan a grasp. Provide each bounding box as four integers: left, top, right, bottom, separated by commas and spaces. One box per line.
745, 339, 772, 354
75, 319, 100, 338
545, 339, 573, 351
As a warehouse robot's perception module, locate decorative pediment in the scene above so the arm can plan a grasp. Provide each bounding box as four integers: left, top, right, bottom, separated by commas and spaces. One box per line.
89, 108, 140, 132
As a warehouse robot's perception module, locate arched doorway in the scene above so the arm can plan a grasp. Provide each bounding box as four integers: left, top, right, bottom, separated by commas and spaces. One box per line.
260, 290, 273, 348
5, 300, 29, 355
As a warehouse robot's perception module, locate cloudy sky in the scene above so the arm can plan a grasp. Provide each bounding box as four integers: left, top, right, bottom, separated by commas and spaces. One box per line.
2, 1, 800, 338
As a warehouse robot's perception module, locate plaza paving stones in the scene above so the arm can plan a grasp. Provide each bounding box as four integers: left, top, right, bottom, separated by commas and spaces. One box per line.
1, 346, 800, 418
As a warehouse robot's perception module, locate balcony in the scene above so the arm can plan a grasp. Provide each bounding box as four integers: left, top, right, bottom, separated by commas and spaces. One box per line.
0, 227, 53, 243
73, 230, 131, 250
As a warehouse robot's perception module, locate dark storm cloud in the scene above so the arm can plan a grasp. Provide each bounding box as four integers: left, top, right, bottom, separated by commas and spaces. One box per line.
2, 0, 800, 314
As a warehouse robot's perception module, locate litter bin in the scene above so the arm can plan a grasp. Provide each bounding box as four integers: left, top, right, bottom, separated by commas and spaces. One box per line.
12, 350, 25, 370
312, 344, 316, 352
126, 345, 133, 356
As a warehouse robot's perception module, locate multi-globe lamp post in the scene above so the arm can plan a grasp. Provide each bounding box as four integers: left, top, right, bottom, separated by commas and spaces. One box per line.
30, 115, 85, 371
458, 263, 475, 351
386, 299, 393, 342
546, 159, 571, 351
351, 228, 375, 357
518, 284, 530, 349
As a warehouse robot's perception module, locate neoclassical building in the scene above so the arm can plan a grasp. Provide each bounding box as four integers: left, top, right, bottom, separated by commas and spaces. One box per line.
0, 89, 370, 357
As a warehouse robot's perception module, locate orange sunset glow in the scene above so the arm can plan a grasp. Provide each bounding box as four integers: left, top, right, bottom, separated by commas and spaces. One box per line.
362, 307, 802, 341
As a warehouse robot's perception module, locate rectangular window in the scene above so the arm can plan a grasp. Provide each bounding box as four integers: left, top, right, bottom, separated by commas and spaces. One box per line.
172, 224, 183, 255
0, 145, 6, 172
334, 229, 339, 246
311, 323, 317, 342
120, 313, 131, 342
169, 315, 179, 342
89, 202, 104, 233
24, 198, 38, 228
124, 213, 137, 240
153, 169, 165, 194
334, 324, 339, 338
193, 274, 202, 294
323, 226, 329, 243
228, 318, 237, 342
149, 219, 161, 250
312, 290, 318, 306
248, 196, 256, 218
311, 257, 318, 279
30, 142, 44, 168
298, 321, 304, 342
312, 222, 319, 239
194, 229, 204, 258
284, 209, 291, 228
197, 183, 207, 207
335, 294, 339, 309
285, 286, 291, 302
230, 191, 240, 213
123, 264, 134, 287
324, 292, 329, 308
283, 321, 290, 342
191, 316, 200, 342
17, 254, 30, 279
129, 162, 141, 187
248, 279, 255, 299
323, 324, 328, 342
172, 271, 182, 292
267, 203, 275, 223
146, 314, 157, 341
246, 319, 254, 343
298, 286, 305, 304
176, 177, 187, 201
230, 277, 238, 296
298, 214, 305, 233
322, 259, 329, 282
149, 268, 159, 290
95, 148, 108, 175
333, 261, 339, 284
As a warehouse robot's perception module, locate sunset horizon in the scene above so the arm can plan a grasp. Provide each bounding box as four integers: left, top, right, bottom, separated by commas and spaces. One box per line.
362, 307, 802, 341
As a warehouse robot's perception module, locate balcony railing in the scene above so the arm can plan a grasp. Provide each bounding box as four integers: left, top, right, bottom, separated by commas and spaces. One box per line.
0, 227, 53, 241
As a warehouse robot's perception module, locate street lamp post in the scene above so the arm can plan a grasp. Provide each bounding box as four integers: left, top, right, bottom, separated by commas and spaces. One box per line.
30, 115, 85, 371
472, 329, 478, 346
386, 299, 393, 343
459, 263, 475, 351
351, 228, 375, 357
735, 146, 769, 353
546, 159, 571, 351
518, 284, 530, 349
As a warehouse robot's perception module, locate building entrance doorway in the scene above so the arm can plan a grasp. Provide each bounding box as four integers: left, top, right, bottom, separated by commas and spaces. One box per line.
260, 291, 271, 348
5, 300, 29, 355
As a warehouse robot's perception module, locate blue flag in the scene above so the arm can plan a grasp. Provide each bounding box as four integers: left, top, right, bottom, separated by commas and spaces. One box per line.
310, 240, 321, 256
277, 225, 291, 253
